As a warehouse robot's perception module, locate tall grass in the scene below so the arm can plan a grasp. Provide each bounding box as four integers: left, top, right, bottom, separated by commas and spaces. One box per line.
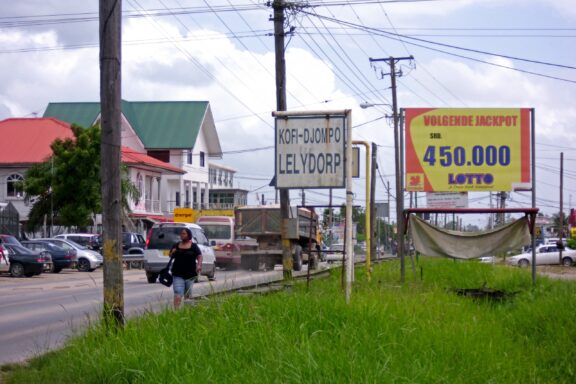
4, 258, 576, 383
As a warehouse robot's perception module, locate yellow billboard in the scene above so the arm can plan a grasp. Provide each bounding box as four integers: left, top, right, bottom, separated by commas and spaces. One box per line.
173, 208, 194, 223
404, 108, 531, 192
173, 207, 234, 223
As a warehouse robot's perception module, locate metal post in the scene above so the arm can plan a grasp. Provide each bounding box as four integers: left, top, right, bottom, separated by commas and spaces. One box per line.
370, 142, 377, 262
345, 110, 354, 303
559, 152, 564, 264
531, 109, 536, 285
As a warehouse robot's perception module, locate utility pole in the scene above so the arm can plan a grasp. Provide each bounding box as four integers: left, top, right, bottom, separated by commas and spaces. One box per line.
369, 56, 413, 282
370, 143, 377, 261
499, 192, 507, 225
272, 0, 292, 280
99, 0, 124, 327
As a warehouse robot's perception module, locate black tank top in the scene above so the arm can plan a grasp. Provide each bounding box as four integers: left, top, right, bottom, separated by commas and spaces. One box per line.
171, 242, 201, 279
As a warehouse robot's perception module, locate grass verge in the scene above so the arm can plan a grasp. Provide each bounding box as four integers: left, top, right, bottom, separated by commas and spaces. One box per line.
4, 258, 576, 383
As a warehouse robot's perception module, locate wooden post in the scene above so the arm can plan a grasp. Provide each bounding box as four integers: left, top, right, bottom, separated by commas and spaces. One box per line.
99, 0, 124, 328
272, 0, 292, 280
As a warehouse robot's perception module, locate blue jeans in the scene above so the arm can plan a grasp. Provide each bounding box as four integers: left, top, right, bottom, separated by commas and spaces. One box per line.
172, 276, 195, 298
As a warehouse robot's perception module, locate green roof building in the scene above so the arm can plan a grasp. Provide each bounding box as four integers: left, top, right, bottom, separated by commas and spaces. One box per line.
44, 100, 224, 221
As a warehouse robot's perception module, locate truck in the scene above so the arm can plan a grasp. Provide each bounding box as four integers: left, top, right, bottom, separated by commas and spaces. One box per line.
196, 216, 256, 269
234, 205, 319, 271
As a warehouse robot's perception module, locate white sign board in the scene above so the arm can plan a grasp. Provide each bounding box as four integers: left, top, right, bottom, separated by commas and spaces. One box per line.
275, 113, 347, 188
426, 192, 469, 208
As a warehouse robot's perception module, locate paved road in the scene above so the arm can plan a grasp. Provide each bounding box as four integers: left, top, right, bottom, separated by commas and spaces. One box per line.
0, 266, 301, 366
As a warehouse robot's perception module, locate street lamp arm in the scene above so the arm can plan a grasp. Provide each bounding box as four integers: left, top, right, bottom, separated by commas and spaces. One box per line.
360, 102, 391, 109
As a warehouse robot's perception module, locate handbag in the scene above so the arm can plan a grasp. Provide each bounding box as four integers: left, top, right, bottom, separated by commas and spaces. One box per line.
158, 256, 175, 287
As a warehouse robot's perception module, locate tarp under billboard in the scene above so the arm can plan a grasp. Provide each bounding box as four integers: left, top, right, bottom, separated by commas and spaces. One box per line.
404, 108, 532, 192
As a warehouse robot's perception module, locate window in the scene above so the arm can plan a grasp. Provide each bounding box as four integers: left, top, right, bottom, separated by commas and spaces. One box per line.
147, 150, 170, 163
187, 149, 193, 165
136, 173, 143, 203
200, 151, 205, 167
7, 174, 24, 198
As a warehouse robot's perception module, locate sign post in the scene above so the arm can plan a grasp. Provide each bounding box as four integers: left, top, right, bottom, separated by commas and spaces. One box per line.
273, 110, 353, 301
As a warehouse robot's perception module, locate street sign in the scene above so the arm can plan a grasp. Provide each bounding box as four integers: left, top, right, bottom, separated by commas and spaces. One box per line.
275, 112, 348, 188
173, 208, 194, 222
426, 192, 468, 208
375, 202, 389, 218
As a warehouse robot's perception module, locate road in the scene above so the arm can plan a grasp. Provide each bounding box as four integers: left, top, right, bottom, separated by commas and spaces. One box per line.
0, 266, 306, 366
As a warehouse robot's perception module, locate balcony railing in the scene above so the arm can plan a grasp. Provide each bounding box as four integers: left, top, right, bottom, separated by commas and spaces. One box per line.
144, 199, 161, 213
166, 201, 218, 212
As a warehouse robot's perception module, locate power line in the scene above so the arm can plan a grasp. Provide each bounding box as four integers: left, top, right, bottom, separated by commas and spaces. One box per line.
301, 10, 576, 84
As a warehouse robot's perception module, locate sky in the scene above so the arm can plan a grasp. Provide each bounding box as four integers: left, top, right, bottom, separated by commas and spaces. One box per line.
0, 0, 575, 229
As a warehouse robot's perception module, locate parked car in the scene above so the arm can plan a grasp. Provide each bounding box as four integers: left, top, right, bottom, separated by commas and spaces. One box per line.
54, 233, 102, 252
122, 232, 146, 254
37, 238, 103, 272
0, 243, 52, 277
479, 256, 496, 264
0, 234, 22, 246
507, 245, 576, 267
143, 222, 216, 283
22, 240, 77, 273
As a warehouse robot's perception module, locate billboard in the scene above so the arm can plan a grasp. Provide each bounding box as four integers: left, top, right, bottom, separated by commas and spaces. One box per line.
404, 108, 531, 192
275, 112, 348, 188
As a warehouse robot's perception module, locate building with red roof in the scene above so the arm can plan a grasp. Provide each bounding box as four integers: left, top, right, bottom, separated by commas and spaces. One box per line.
0, 117, 184, 228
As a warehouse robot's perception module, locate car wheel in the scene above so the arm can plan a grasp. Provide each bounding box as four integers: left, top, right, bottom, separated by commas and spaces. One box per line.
77, 258, 92, 272
562, 257, 573, 267
518, 259, 530, 267
146, 272, 158, 284
9, 262, 25, 277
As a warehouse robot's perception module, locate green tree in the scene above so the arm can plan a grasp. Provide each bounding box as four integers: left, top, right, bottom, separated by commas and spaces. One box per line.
23, 124, 139, 232
339, 204, 366, 241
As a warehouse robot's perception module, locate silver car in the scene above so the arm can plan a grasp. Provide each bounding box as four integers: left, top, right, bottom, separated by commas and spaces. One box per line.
507, 245, 576, 267
37, 238, 103, 272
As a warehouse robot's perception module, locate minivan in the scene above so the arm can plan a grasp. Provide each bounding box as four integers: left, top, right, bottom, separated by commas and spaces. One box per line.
143, 222, 216, 284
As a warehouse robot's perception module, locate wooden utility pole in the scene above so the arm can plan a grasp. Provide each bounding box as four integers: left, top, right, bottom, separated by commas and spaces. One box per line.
272, 0, 292, 280
99, 0, 124, 327
369, 56, 413, 282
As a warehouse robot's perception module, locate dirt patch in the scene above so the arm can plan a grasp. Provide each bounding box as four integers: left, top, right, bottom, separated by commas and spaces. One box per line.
537, 265, 576, 280
451, 287, 517, 301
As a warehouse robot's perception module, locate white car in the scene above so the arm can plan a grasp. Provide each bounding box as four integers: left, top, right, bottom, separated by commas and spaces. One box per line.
507, 245, 576, 267
479, 256, 496, 264
38, 238, 103, 272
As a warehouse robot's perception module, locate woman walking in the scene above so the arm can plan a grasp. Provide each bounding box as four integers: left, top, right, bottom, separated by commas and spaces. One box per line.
170, 228, 203, 309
